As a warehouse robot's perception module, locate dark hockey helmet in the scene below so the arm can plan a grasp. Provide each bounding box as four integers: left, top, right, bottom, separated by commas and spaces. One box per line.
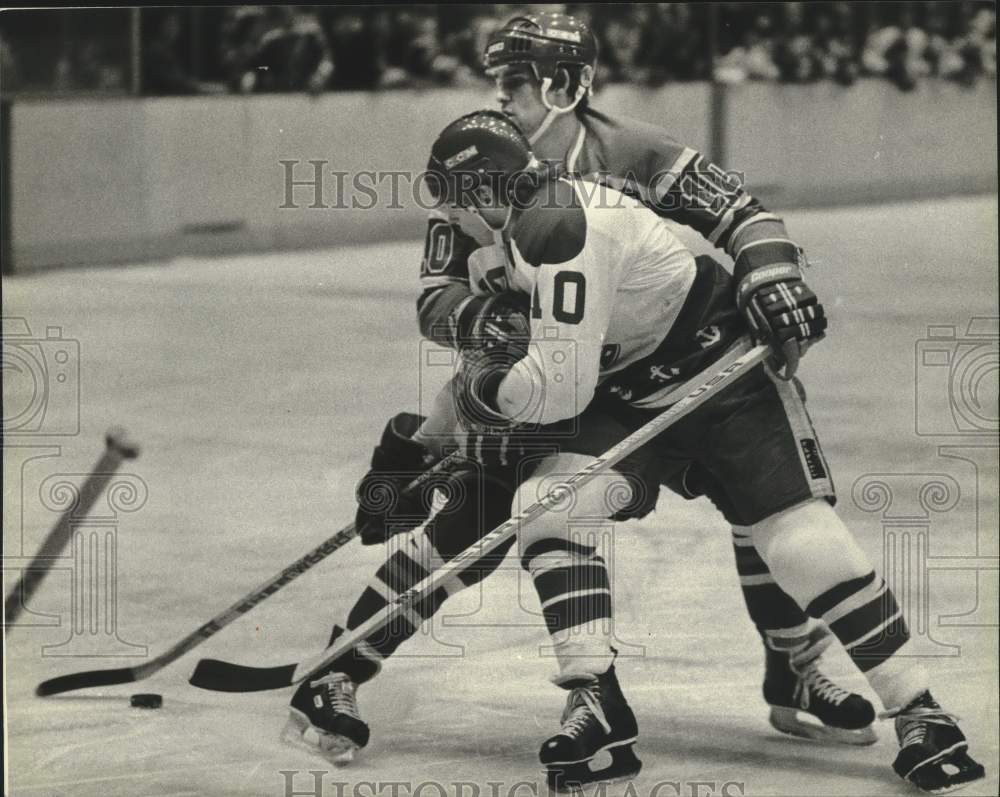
425, 110, 538, 208
483, 11, 598, 84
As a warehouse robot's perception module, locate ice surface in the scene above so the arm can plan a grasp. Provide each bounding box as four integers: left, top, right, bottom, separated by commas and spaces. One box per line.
3, 196, 998, 796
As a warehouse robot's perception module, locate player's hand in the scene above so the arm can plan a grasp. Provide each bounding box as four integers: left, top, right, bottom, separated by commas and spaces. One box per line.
354, 413, 436, 545
735, 265, 827, 380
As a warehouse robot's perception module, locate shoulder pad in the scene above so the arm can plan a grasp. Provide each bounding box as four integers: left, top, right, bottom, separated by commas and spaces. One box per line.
513, 180, 585, 268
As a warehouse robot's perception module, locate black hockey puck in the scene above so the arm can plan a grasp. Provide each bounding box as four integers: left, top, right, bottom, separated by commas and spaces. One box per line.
130, 693, 162, 709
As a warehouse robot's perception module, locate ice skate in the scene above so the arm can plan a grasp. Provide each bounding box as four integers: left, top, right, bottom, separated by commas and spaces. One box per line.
284, 671, 370, 765
765, 625, 877, 745
887, 691, 985, 794
540, 665, 641, 793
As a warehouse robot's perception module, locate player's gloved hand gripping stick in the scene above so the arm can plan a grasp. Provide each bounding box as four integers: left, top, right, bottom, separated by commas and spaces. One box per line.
34, 451, 465, 697
188, 339, 770, 693
733, 241, 827, 379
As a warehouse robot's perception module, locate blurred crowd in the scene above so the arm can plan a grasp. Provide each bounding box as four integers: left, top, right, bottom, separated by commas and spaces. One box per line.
713, 1, 996, 88
0, 3, 995, 96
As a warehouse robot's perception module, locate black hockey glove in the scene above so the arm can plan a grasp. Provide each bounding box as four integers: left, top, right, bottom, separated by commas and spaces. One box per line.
354, 412, 438, 545
734, 241, 827, 379
457, 291, 532, 355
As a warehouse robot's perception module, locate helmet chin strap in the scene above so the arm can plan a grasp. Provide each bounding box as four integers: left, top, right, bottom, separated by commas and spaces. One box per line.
468, 197, 514, 237
528, 75, 588, 145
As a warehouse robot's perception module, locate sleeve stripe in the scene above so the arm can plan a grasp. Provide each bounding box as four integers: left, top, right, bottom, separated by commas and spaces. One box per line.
728, 212, 784, 244
733, 236, 796, 263
420, 275, 468, 290
652, 146, 698, 201
707, 193, 751, 245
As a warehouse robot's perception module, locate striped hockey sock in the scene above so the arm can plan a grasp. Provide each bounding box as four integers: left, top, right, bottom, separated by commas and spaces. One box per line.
806, 570, 929, 711
523, 540, 615, 680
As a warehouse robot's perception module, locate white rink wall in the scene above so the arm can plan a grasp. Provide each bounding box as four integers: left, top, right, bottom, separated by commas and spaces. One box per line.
5, 79, 997, 271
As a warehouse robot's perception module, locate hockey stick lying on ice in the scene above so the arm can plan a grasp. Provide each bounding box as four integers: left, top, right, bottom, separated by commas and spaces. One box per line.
189, 339, 769, 693
35, 451, 464, 697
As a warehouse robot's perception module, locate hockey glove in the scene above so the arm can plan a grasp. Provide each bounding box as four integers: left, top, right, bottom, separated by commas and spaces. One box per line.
734, 241, 827, 379
458, 291, 532, 355
354, 412, 438, 545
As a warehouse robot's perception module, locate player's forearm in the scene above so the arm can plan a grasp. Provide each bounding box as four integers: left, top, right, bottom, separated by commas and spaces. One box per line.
496, 348, 599, 427
412, 381, 460, 459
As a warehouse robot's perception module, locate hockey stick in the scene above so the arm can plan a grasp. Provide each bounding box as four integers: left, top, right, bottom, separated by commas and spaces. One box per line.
35, 450, 464, 697
189, 340, 769, 693
5, 428, 140, 632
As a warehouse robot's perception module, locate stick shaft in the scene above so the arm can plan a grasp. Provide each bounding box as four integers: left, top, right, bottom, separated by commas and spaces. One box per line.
35, 450, 463, 695
5, 447, 128, 628
290, 342, 768, 685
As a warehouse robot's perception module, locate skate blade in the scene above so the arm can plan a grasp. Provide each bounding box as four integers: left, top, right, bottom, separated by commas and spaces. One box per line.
769, 706, 877, 746
281, 713, 359, 767
904, 749, 986, 794
546, 743, 642, 793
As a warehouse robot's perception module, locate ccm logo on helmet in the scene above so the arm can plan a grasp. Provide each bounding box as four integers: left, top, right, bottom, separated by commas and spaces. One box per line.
444, 146, 479, 169
544, 28, 581, 42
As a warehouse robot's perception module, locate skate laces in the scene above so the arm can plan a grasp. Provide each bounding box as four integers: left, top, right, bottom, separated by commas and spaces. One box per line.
310, 672, 361, 720
560, 684, 612, 737
792, 659, 852, 709
881, 694, 961, 730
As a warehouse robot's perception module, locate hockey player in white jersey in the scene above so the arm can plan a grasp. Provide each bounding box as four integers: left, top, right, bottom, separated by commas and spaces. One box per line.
416, 110, 985, 794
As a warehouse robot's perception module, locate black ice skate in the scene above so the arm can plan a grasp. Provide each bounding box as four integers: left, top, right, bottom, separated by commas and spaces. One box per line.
540, 665, 641, 793
764, 625, 877, 745
888, 690, 985, 794
284, 671, 370, 765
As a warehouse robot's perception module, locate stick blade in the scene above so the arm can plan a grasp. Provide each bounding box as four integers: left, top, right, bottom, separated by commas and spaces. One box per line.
189, 659, 297, 692
36, 666, 137, 697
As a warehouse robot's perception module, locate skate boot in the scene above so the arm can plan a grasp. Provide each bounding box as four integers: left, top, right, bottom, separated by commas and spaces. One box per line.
764, 625, 877, 745
887, 690, 985, 794
540, 665, 641, 793
285, 671, 370, 765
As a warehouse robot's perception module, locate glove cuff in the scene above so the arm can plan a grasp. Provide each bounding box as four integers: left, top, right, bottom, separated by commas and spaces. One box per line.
733, 239, 802, 281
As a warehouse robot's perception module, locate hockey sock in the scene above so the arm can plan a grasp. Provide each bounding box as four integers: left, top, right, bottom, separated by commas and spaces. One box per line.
331, 470, 515, 683
806, 572, 928, 710
523, 541, 615, 680
749, 500, 926, 711
731, 526, 812, 640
